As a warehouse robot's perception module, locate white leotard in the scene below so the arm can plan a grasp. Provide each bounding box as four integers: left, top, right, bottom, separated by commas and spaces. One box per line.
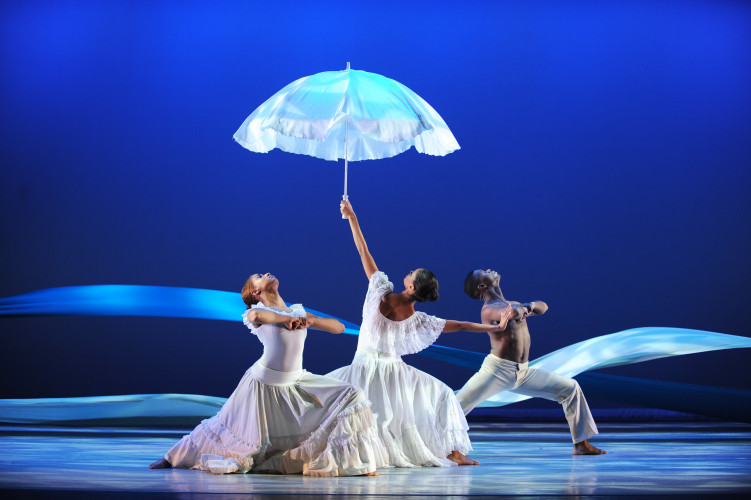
242, 303, 307, 372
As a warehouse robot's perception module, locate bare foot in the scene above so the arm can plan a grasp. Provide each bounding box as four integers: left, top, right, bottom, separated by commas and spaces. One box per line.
573, 440, 607, 455
361, 471, 378, 476
149, 458, 173, 469
447, 450, 479, 465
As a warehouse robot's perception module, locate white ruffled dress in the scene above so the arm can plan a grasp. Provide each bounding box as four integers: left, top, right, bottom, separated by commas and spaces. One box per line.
164, 303, 388, 476
327, 272, 472, 467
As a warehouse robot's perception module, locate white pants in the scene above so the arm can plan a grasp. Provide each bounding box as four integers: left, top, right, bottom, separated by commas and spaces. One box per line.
456, 354, 598, 443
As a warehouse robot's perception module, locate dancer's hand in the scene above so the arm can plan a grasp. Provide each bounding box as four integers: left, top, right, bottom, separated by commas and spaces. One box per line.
340, 200, 355, 219
524, 303, 535, 317
282, 317, 305, 330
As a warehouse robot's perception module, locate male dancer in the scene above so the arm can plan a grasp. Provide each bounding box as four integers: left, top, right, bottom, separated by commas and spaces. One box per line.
457, 269, 606, 455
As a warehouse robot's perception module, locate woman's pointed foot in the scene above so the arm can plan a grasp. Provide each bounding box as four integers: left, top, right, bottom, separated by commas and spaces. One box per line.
447, 450, 479, 465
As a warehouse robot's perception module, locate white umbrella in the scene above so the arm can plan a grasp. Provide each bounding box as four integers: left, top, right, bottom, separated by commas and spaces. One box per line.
233, 63, 459, 201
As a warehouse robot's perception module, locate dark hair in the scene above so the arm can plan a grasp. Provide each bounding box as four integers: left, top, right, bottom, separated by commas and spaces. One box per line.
241, 275, 259, 308
412, 269, 439, 302
464, 270, 483, 299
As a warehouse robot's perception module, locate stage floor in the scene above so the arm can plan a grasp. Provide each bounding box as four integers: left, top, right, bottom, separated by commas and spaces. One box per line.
1, 421, 750, 498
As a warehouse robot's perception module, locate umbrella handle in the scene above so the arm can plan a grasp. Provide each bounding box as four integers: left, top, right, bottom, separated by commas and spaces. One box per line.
342, 119, 349, 219
342, 156, 348, 219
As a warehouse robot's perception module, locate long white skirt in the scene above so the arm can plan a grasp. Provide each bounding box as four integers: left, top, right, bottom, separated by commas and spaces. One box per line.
165, 361, 388, 476
327, 350, 472, 467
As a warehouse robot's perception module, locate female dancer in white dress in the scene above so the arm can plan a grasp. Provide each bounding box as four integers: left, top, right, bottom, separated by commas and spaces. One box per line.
328, 201, 501, 467
149, 272, 387, 476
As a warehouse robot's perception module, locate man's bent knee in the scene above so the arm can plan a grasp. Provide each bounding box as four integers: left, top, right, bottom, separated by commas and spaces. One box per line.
556, 379, 579, 405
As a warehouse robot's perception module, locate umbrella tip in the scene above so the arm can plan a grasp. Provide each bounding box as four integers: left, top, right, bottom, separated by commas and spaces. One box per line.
346, 61, 350, 70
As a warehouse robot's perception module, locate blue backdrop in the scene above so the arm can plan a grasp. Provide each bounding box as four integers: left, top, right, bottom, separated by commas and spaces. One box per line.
1, 0, 750, 409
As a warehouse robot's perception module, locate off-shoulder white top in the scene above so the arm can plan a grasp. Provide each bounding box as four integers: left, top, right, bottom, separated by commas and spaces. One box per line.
356, 271, 446, 356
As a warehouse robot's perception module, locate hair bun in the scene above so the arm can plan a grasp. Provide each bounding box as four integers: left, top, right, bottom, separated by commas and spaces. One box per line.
412, 269, 440, 303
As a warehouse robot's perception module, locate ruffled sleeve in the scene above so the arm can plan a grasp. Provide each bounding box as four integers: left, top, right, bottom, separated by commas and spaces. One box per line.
359, 309, 447, 356
241, 303, 306, 336
362, 271, 394, 320
356, 271, 447, 356
388, 311, 447, 356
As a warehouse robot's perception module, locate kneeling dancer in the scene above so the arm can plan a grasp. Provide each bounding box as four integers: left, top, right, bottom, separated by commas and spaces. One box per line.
149, 272, 388, 476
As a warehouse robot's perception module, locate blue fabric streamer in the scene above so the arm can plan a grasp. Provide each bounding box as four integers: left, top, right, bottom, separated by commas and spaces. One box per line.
0, 285, 362, 334
2, 285, 750, 423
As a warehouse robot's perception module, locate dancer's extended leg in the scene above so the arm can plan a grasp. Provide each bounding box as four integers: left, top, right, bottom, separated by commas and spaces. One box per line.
511, 365, 605, 455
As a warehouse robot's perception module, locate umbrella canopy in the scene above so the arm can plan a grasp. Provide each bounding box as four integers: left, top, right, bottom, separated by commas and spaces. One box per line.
233, 64, 459, 197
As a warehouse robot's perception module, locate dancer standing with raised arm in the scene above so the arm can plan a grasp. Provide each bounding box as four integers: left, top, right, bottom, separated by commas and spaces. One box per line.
328, 201, 502, 467
458, 269, 606, 455
149, 272, 388, 476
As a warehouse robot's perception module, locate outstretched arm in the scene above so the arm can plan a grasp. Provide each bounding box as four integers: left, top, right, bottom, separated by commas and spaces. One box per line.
305, 312, 345, 334
341, 200, 378, 279
442, 320, 504, 333
480, 301, 547, 329
245, 309, 345, 333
